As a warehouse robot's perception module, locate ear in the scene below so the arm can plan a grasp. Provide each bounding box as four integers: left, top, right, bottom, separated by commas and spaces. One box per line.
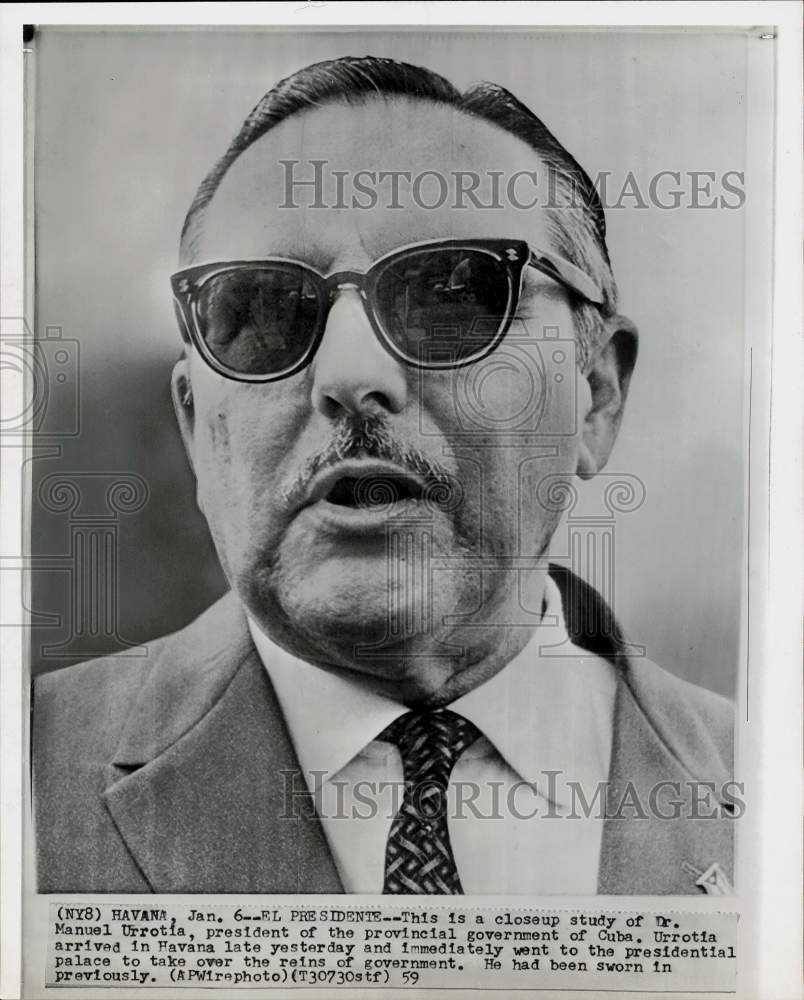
170, 357, 196, 472
576, 315, 638, 479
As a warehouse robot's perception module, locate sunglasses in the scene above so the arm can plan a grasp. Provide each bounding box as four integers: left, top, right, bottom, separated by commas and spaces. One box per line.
170, 238, 603, 383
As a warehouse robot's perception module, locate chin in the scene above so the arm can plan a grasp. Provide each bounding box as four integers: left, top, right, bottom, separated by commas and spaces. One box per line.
249, 534, 482, 665
266, 556, 408, 645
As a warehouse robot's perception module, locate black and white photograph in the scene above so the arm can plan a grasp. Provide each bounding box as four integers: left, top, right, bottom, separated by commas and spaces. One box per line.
2, 6, 801, 999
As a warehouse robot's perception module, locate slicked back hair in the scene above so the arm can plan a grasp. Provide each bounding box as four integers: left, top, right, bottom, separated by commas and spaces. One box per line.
180, 56, 617, 367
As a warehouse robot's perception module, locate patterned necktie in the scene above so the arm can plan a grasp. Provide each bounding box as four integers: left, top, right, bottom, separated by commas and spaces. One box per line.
379, 708, 480, 894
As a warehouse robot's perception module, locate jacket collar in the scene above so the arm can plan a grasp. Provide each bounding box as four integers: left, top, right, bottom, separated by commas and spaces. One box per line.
104, 570, 731, 894
549, 565, 733, 893
110, 592, 253, 766
104, 593, 343, 893
598, 673, 733, 894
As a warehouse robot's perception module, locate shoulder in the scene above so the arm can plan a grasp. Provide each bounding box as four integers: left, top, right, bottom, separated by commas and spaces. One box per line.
32, 592, 249, 759
35, 645, 158, 705
31, 645, 169, 883
33, 633, 173, 763
32, 594, 255, 891
33, 614, 185, 707
622, 654, 734, 778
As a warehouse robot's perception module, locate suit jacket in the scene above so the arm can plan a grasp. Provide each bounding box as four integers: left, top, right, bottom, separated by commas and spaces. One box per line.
33, 567, 735, 894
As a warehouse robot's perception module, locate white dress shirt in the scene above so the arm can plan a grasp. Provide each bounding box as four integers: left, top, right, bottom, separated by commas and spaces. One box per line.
248, 575, 617, 894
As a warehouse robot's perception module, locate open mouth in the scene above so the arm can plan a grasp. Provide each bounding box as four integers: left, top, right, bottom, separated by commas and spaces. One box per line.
324, 473, 424, 509
300, 459, 461, 524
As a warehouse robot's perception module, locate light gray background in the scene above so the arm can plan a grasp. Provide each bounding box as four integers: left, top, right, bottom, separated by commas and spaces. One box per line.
31, 27, 754, 696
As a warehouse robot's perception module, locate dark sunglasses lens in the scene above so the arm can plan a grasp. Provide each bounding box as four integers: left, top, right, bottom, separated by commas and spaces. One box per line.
196, 267, 322, 375
373, 248, 511, 365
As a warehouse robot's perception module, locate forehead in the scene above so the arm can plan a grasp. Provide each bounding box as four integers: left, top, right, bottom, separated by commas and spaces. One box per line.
196, 97, 553, 267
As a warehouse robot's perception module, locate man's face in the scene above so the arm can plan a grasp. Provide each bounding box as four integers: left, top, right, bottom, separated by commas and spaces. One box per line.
174, 98, 620, 703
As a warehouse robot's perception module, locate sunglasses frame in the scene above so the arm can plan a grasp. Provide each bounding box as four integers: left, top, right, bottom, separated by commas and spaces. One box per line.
170, 238, 603, 384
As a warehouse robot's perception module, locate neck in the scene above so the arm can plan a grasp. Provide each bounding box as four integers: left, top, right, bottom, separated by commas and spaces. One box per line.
250, 566, 552, 707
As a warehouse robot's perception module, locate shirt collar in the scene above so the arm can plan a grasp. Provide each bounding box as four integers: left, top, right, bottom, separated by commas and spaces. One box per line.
247, 575, 616, 804
449, 575, 617, 801
247, 621, 408, 790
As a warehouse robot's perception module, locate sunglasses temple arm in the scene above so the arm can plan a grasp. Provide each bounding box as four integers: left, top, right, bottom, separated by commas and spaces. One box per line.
527, 250, 605, 306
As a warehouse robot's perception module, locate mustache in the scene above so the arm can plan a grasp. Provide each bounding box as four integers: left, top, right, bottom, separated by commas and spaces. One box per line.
282, 413, 460, 511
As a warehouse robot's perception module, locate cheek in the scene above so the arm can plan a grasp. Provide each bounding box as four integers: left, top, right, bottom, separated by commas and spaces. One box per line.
190, 396, 289, 585
187, 368, 301, 538
423, 321, 582, 441
421, 345, 582, 552
191, 408, 241, 563
190, 357, 299, 469
195, 405, 276, 506
481, 445, 575, 551
192, 408, 232, 494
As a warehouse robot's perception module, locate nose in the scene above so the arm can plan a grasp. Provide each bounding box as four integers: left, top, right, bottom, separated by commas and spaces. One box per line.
310, 286, 408, 418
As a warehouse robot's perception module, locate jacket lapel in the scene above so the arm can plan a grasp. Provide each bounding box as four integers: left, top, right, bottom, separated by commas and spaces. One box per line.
598, 675, 732, 894
551, 565, 734, 895
102, 594, 344, 893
